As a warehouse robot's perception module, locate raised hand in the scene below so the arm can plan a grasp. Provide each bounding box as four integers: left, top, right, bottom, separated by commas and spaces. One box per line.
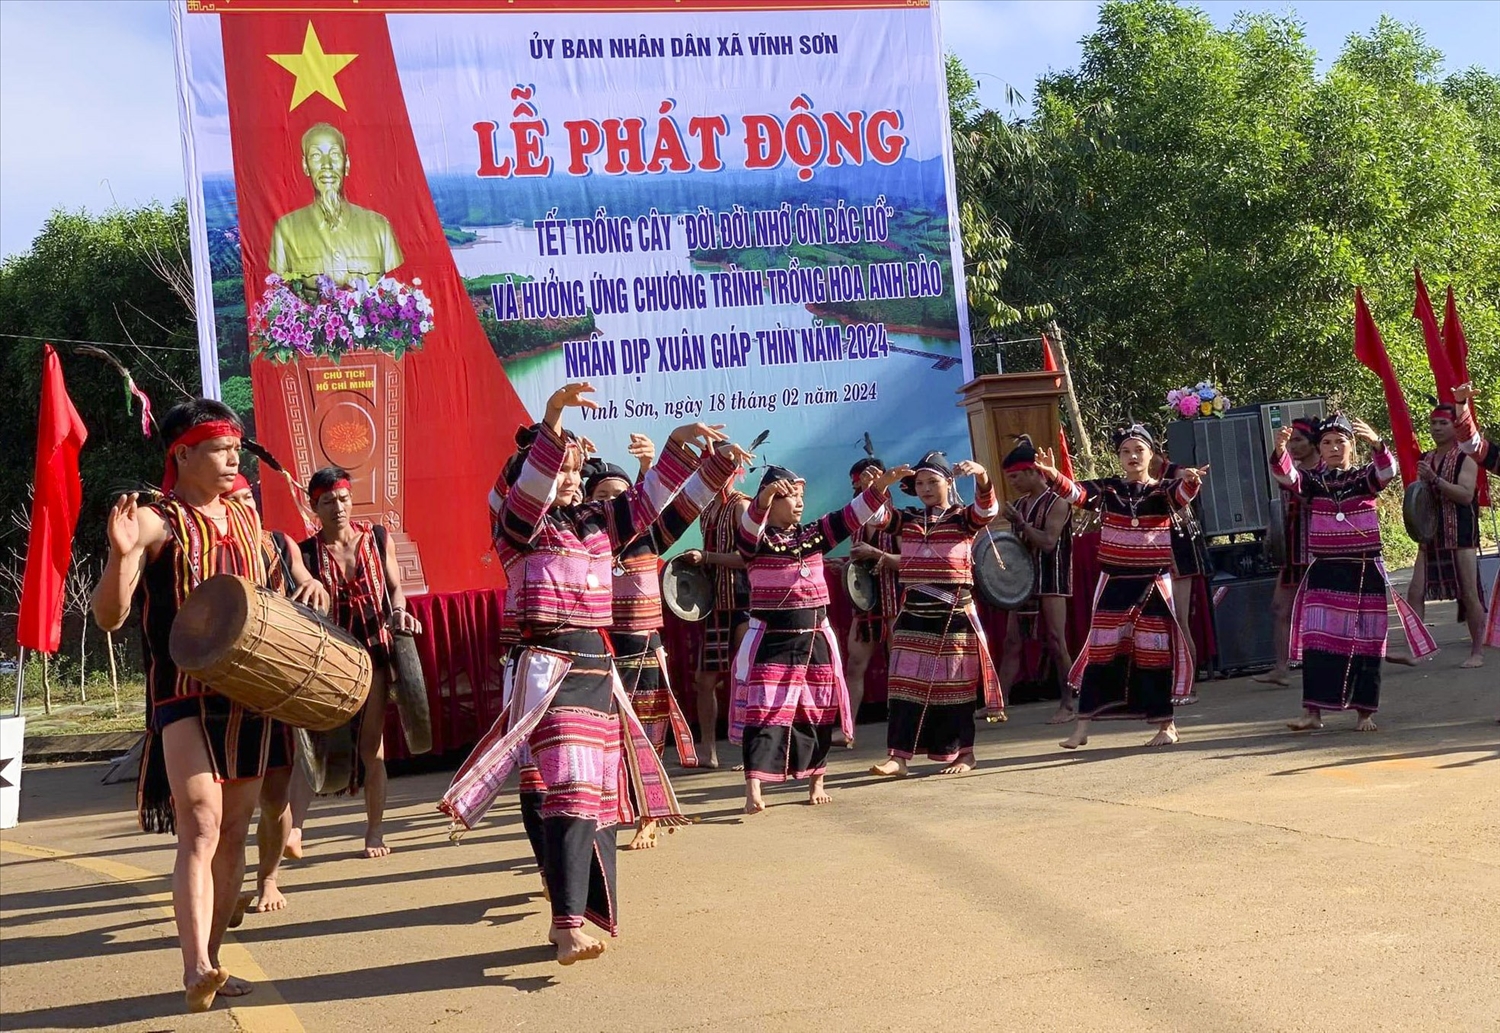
953, 460, 986, 479
715, 440, 756, 468
874, 464, 915, 492
578, 435, 599, 456
627, 433, 655, 472
669, 422, 728, 450
1349, 417, 1381, 445
1033, 448, 1060, 480
548, 383, 598, 411
1179, 464, 1208, 488
106, 494, 142, 557
1274, 426, 1294, 450
756, 477, 797, 509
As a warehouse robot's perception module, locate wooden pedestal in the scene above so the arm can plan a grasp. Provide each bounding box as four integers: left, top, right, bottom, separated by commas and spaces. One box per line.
959, 372, 1066, 506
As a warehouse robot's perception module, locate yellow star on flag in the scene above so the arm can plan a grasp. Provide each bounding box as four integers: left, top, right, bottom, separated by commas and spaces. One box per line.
268, 23, 357, 111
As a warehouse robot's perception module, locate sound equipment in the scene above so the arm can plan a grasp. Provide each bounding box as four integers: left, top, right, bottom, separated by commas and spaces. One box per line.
169, 574, 372, 731
1256, 399, 1326, 502
1208, 573, 1279, 674
1165, 413, 1273, 536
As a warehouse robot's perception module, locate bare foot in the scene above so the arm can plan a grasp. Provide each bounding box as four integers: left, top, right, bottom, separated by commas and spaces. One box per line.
1046, 706, 1076, 725
184, 968, 229, 1013
1144, 727, 1179, 747
1355, 714, 1378, 732
842, 737, 856, 750
1385, 654, 1418, 667
1252, 672, 1291, 687
1460, 653, 1485, 669
699, 747, 720, 770
227, 891, 253, 930
808, 774, 832, 806
282, 829, 304, 861
1060, 732, 1089, 750
363, 837, 391, 859
550, 927, 606, 965
252, 879, 287, 913
1287, 713, 1324, 732
744, 780, 766, 815
217, 974, 254, 999
626, 820, 659, 850
939, 752, 976, 774
869, 757, 908, 778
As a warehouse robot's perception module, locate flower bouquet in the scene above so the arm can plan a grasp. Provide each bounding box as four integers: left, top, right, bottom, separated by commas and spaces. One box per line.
1164, 381, 1228, 419
249, 273, 434, 364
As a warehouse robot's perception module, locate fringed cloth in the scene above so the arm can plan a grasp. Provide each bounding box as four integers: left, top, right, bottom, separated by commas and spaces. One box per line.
1418, 448, 1482, 603
885, 585, 1002, 761
1453, 410, 1500, 647
1291, 557, 1437, 713
1067, 572, 1193, 722
137, 497, 288, 834
730, 607, 852, 782
613, 630, 698, 766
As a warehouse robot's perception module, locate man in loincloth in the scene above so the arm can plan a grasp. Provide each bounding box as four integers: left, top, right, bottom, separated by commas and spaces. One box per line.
1406, 403, 1486, 669
288, 466, 422, 859
92, 400, 291, 1011
842, 456, 900, 748
682, 483, 752, 768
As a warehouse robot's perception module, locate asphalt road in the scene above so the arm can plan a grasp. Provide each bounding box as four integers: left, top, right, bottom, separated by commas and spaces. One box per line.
2, 608, 1496, 1033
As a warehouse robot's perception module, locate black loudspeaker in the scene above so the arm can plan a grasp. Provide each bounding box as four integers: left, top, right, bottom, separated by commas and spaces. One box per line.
1166, 414, 1273, 536
1208, 574, 1279, 674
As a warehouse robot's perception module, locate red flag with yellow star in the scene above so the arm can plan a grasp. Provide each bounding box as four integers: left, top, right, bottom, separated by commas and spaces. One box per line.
219, 14, 529, 592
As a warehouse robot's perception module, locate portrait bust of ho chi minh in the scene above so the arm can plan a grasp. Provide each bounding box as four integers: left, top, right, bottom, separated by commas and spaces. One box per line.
269, 122, 403, 293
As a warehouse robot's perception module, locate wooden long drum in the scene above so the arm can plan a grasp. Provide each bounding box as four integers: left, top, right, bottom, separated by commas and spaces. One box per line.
170, 574, 372, 731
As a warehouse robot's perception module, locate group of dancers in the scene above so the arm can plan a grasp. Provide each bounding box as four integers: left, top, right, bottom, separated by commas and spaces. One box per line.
94, 380, 1498, 1005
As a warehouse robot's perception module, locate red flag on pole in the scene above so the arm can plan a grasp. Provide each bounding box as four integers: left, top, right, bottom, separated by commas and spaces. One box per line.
1441, 288, 1488, 506
17, 345, 88, 653
1413, 268, 1456, 402
1353, 289, 1420, 484
1040, 334, 1076, 479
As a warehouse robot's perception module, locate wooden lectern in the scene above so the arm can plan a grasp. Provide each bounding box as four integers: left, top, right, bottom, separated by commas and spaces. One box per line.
958, 372, 1067, 507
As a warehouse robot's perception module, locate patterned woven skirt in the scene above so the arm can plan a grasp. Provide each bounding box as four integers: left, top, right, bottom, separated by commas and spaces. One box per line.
733, 607, 847, 783
615, 631, 672, 752
885, 592, 985, 762
1293, 557, 1389, 714
139, 692, 292, 835
1068, 572, 1187, 723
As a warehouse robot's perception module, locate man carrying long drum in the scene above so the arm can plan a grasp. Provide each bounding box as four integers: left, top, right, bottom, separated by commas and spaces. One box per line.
92, 399, 325, 1013
440, 383, 750, 965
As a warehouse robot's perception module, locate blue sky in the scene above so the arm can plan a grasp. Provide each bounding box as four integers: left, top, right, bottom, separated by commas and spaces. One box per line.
1, 0, 1495, 258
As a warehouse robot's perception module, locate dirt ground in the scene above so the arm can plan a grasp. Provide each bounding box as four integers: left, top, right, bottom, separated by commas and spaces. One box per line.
2, 605, 1497, 1033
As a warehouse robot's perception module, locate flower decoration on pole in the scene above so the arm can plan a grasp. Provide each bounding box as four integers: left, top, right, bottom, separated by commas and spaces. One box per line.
1163, 381, 1228, 419
249, 274, 434, 364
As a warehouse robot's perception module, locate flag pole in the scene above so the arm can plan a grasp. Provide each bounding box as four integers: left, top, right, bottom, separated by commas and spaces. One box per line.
12, 646, 24, 717
1047, 321, 1096, 477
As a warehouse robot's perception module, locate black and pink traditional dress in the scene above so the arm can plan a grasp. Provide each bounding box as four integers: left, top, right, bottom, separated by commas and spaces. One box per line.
441, 423, 699, 938
592, 455, 738, 763
879, 485, 1004, 762
730, 472, 888, 782
137, 496, 292, 833
1272, 442, 1437, 714
1453, 405, 1500, 648
1047, 471, 1199, 721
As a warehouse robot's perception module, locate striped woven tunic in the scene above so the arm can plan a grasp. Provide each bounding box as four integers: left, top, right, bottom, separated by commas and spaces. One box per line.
1455, 405, 1500, 647
1050, 473, 1199, 722
1272, 446, 1436, 713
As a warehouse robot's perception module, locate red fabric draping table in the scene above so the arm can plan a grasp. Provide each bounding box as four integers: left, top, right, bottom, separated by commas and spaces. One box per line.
388, 532, 1219, 756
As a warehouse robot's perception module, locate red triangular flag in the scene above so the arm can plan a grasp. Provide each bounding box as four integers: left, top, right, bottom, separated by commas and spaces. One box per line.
1413, 268, 1456, 402
18, 345, 88, 653
1353, 289, 1421, 483
1040, 334, 1076, 479
1442, 288, 1488, 506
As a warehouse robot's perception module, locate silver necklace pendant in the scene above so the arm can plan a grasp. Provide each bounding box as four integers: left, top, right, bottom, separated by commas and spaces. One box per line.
1131, 517, 1140, 527
612, 561, 626, 577
798, 559, 811, 578
1335, 512, 1346, 522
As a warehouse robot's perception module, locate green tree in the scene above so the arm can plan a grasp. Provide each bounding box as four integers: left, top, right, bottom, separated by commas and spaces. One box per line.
0, 204, 203, 557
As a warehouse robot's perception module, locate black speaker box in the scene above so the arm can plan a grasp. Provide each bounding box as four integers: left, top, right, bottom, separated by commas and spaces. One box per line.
1209, 574, 1279, 674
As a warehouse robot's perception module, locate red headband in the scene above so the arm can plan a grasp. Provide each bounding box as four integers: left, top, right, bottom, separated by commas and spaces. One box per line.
1430, 407, 1456, 422
1002, 459, 1037, 472
162, 420, 241, 492
310, 478, 352, 504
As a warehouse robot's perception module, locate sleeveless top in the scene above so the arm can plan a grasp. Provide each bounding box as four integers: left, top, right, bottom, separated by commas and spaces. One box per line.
301, 521, 394, 659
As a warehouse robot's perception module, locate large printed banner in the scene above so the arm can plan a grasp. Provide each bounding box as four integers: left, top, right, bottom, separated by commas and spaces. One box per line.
173, 0, 974, 595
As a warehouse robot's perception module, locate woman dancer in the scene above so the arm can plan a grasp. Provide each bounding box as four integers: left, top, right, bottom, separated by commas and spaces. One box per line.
1254, 417, 1322, 686
1032, 425, 1203, 749
1274, 414, 1437, 731
868, 451, 1003, 778
733, 461, 909, 813
585, 433, 740, 849
441, 384, 748, 964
